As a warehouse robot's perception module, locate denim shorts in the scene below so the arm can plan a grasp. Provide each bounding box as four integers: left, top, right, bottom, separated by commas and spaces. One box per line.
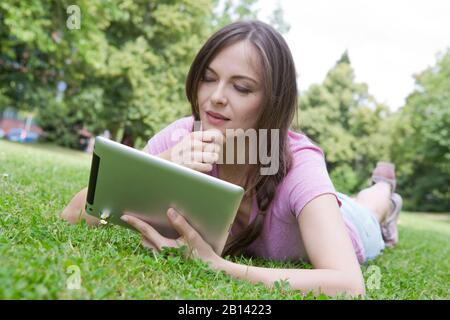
337, 192, 385, 263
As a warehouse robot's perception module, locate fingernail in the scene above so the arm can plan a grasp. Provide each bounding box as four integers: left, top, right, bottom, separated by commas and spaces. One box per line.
120, 215, 128, 222
168, 208, 177, 219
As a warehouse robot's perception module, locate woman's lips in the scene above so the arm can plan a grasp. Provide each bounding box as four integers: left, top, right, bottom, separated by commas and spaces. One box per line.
206, 111, 230, 126
206, 111, 230, 120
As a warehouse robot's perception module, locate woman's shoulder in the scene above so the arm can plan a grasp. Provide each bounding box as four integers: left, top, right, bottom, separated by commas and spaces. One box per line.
287, 129, 325, 161
147, 115, 195, 141
282, 129, 333, 188
162, 115, 195, 133
143, 115, 194, 155
277, 130, 338, 219
282, 129, 330, 184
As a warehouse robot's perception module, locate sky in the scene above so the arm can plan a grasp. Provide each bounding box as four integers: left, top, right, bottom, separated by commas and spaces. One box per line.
256, 0, 450, 110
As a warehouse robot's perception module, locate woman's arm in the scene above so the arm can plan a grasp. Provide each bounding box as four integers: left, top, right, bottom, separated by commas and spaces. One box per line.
213, 194, 366, 297
119, 185, 365, 297
216, 261, 364, 297
60, 187, 100, 225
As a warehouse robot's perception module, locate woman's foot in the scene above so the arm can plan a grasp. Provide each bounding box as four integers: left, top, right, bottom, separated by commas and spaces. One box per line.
381, 193, 403, 247
371, 161, 396, 193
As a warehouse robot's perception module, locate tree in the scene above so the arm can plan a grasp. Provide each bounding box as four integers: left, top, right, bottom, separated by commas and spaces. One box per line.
211, 0, 259, 29
390, 49, 450, 211
294, 51, 391, 194
0, 0, 262, 148
268, 0, 290, 34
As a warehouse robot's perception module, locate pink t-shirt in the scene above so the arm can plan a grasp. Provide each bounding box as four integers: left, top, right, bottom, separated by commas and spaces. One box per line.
144, 116, 365, 264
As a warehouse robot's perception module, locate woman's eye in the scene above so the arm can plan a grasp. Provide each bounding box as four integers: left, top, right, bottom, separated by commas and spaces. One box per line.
201, 75, 251, 94
201, 75, 214, 82
235, 85, 251, 94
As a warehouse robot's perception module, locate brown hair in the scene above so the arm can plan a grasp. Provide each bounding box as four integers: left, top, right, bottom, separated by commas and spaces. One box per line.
185, 20, 298, 256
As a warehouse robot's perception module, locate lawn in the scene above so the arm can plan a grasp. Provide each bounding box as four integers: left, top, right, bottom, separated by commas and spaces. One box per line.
0, 139, 449, 299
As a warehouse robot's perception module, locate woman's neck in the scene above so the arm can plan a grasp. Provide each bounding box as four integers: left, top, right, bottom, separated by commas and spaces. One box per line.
218, 162, 252, 188
217, 134, 257, 188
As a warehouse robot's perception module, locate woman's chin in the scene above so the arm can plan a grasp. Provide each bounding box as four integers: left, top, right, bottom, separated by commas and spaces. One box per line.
207, 126, 226, 136
201, 120, 226, 133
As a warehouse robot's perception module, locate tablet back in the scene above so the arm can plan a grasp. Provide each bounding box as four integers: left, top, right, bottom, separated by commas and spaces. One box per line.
85, 136, 244, 255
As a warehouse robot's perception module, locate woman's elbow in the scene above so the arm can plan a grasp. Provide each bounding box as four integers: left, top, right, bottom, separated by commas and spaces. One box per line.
328, 272, 366, 298
345, 276, 366, 298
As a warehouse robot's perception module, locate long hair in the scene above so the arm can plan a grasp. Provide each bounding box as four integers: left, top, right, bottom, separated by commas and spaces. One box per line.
185, 20, 298, 256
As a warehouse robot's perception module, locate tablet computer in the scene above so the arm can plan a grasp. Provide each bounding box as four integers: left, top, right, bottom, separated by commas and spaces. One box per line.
85, 136, 244, 255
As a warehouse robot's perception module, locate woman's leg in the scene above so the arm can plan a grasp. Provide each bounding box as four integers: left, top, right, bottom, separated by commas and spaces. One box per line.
353, 161, 403, 248
353, 181, 392, 224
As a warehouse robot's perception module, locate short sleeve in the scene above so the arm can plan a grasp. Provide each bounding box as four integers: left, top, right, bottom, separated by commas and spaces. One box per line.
287, 145, 341, 219
143, 116, 194, 156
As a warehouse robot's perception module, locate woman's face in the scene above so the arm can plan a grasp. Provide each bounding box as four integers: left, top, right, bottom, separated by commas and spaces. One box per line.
197, 40, 264, 135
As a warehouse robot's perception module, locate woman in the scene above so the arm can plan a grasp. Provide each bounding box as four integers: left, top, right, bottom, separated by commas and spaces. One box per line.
61, 20, 402, 297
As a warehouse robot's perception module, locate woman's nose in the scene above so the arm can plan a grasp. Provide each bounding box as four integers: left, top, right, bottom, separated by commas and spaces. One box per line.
211, 82, 228, 106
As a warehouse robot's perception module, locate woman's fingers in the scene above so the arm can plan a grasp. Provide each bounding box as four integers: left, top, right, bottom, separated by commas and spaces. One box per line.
167, 208, 200, 246
190, 162, 213, 173
190, 139, 221, 155
186, 150, 218, 172
195, 151, 219, 164
191, 132, 223, 154
141, 235, 157, 251
122, 210, 214, 262
121, 215, 172, 250
202, 141, 222, 155
173, 140, 219, 163
193, 130, 223, 144
168, 130, 223, 173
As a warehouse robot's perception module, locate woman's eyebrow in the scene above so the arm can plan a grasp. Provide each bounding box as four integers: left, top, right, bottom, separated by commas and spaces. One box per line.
206, 66, 258, 85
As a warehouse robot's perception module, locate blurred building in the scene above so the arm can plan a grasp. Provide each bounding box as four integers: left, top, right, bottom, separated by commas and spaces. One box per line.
0, 108, 43, 142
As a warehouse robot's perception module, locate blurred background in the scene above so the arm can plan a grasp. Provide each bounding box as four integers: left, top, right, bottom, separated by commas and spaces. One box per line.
0, 0, 448, 212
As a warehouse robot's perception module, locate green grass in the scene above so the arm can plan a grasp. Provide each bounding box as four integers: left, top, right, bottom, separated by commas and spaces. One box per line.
0, 139, 449, 299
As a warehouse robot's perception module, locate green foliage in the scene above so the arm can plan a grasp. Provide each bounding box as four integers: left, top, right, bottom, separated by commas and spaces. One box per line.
268, 0, 290, 34
329, 164, 360, 194
31, 89, 82, 148
390, 50, 450, 211
212, 0, 259, 28
294, 52, 390, 194
295, 49, 449, 211
0, 0, 267, 148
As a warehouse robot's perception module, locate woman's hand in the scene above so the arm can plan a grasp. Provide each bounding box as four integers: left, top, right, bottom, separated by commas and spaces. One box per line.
121, 208, 224, 269
159, 130, 224, 173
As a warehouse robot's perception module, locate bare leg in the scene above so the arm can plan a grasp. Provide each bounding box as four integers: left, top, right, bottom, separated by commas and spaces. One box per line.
353, 182, 392, 224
